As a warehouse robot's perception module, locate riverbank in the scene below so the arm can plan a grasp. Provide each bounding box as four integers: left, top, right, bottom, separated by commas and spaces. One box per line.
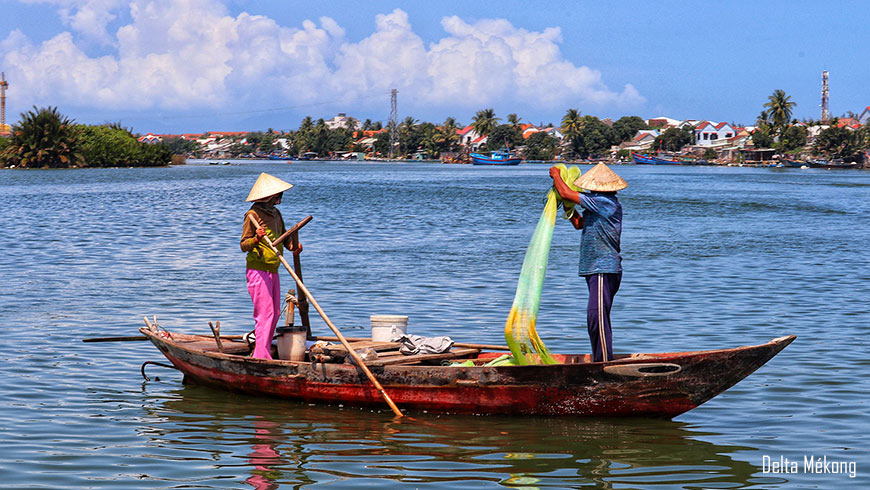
0, 162, 866, 488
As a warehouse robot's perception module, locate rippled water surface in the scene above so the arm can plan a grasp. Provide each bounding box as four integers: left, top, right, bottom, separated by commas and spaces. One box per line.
0, 161, 867, 489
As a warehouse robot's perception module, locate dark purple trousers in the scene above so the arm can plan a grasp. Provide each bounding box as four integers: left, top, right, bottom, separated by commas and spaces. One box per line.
584, 272, 622, 362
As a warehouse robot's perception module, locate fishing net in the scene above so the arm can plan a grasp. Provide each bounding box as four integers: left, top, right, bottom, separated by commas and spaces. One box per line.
504, 164, 583, 365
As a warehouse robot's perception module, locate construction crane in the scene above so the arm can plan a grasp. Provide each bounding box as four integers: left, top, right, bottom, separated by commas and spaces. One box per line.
0, 72, 8, 135
820, 70, 830, 124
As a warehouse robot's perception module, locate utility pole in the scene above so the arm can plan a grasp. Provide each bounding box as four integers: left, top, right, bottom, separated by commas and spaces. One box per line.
0, 72, 8, 136
820, 70, 830, 124
388, 88, 398, 160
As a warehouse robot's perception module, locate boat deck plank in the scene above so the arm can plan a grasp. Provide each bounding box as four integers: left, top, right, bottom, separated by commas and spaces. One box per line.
179, 339, 251, 355
365, 348, 480, 366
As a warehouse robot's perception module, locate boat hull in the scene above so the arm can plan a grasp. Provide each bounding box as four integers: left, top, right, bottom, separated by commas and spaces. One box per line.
141, 329, 794, 418
807, 160, 859, 169
632, 152, 656, 164
470, 155, 521, 165
651, 156, 681, 165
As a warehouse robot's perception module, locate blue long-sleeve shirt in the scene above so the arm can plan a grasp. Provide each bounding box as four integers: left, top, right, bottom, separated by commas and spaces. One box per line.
576, 191, 622, 275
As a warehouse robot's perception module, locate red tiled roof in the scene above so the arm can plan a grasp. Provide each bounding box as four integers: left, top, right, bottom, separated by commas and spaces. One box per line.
207, 131, 247, 136
457, 124, 475, 135
353, 129, 386, 138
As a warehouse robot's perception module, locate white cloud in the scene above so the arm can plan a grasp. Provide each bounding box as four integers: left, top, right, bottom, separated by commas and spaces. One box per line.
2, 1, 644, 122
21, 0, 126, 44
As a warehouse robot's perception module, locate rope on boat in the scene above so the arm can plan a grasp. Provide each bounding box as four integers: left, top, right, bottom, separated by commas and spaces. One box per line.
278, 290, 298, 318
141, 361, 179, 381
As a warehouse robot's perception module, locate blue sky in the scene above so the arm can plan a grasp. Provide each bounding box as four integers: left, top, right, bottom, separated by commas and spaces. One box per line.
2, 0, 868, 134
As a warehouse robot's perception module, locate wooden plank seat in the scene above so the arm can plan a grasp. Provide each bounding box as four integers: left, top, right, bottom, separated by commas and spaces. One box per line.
364, 348, 481, 367
313, 340, 402, 358
180, 339, 251, 355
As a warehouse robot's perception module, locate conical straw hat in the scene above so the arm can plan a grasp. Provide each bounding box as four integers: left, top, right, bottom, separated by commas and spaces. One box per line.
245, 173, 294, 202
573, 163, 627, 192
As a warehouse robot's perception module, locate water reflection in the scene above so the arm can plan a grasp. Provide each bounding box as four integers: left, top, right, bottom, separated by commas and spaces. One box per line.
139, 384, 768, 489
245, 420, 284, 490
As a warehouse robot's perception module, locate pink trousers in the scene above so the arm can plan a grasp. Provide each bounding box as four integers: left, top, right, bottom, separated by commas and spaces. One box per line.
246, 268, 281, 359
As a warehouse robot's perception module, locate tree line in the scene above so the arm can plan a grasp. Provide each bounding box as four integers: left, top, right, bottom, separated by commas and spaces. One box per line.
4, 97, 868, 168
751, 89, 870, 161
0, 106, 174, 168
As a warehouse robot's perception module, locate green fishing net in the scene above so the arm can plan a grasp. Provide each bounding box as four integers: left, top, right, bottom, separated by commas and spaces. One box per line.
504, 164, 583, 365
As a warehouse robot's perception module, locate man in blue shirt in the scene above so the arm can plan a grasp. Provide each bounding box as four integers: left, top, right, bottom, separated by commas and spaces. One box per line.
549, 163, 627, 362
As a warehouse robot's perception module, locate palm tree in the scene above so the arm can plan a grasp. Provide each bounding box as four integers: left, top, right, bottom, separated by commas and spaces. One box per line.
764, 89, 796, 134
401, 116, 418, 132
5, 106, 82, 168
756, 110, 771, 128
436, 117, 460, 152
471, 108, 500, 137
507, 113, 522, 127
561, 109, 584, 143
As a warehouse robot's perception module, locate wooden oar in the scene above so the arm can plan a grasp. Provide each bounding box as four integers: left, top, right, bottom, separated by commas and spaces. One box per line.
248, 214, 404, 418
83, 336, 150, 342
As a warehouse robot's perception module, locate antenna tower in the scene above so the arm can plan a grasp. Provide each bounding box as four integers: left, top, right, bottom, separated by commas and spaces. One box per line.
820, 70, 830, 124
0, 72, 8, 135
388, 88, 398, 160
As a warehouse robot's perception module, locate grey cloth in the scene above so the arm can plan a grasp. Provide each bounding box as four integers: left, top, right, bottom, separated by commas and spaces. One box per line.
394, 334, 454, 355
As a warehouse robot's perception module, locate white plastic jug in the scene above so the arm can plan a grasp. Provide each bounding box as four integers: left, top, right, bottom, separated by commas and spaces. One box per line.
370, 315, 408, 342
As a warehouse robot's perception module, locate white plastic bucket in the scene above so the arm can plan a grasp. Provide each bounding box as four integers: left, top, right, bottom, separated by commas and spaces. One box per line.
370, 315, 408, 342
275, 324, 307, 361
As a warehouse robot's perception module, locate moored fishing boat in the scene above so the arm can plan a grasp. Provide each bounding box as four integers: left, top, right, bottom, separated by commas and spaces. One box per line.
140, 327, 794, 418
470, 148, 521, 165
651, 154, 681, 165
780, 158, 805, 167
807, 158, 859, 169
632, 152, 656, 164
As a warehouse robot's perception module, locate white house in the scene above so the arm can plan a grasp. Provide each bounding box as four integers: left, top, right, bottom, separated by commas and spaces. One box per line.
457, 125, 482, 146
325, 113, 360, 130
694, 121, 736, 146
620, 130, 659, 151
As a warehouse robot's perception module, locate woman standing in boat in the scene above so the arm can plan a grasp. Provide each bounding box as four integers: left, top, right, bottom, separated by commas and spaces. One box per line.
549, 163, 627, 362
240, 173, 301, 359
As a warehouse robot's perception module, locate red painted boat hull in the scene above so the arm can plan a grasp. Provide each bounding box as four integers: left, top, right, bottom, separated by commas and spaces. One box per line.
140, 328, 794, 418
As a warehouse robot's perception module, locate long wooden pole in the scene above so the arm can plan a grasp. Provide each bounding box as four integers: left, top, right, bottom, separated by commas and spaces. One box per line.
248, 214, 404, 417
290, 230, 311, 337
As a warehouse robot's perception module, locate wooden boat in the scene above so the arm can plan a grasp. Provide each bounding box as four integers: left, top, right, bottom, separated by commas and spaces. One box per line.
632, 152, 656, 164
470, 148, 521, 165
140, 327, 794, 418
807, 158, 859, 169
780, 158, 805, 167
651, 154, 681, 165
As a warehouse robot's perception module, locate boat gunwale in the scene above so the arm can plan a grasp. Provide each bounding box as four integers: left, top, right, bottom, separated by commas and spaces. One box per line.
139, 327, 795, 371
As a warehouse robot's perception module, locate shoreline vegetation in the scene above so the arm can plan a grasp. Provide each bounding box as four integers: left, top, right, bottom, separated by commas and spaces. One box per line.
2, 89, 869, 169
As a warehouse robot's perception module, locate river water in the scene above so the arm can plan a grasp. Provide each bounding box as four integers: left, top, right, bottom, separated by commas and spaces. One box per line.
0, 161, 866, 489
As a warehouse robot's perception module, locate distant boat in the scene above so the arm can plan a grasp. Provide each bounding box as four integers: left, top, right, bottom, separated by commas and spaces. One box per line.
632, 152, 680, 165
470, 148, 521, 166
807, 158, 859, 169
780, 159, 805, 168
298, 152, 318, 161
652, 154, 681, 165
631, 152, 656, 164
679, 156, 708, 166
